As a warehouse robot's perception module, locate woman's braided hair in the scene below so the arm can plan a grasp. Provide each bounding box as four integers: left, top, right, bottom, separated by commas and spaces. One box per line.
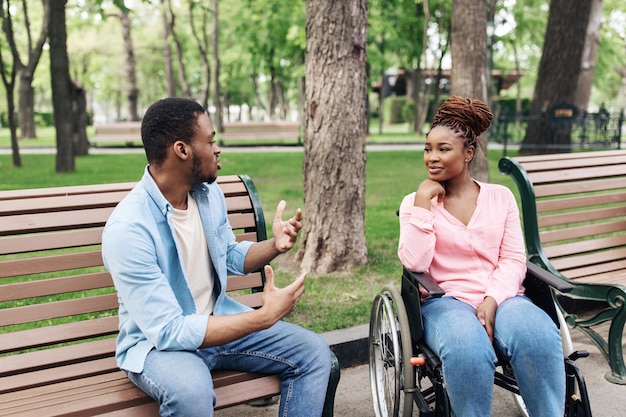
430, 96, 493, 149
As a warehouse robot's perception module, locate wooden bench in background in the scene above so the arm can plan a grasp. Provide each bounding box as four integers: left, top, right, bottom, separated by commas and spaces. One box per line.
218, 121, 301, 146
91, 122, 143, 147
499, 149, 626, 384
0, 176, 339, 416
90, 121, 301, 147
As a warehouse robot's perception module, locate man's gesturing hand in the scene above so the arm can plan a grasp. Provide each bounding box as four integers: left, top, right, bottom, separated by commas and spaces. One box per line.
260, 265, 306, 325
272, 200, 302, 253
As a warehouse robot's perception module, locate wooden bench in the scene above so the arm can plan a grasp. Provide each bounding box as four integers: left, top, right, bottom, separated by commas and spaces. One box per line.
498, 149, 626, 384
90, 122, 142, 146
218, 121, 301, 146
0, 176, 339, 416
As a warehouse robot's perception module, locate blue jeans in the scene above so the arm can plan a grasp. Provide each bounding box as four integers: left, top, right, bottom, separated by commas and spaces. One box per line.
126, 320, 332, 417
421, 295, 565, 417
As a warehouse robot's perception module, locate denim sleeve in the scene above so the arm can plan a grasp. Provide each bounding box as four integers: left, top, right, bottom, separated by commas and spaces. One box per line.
103, 220, 208, 351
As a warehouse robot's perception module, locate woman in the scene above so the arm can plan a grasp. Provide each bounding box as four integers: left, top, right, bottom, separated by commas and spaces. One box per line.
397, 96, 565, 416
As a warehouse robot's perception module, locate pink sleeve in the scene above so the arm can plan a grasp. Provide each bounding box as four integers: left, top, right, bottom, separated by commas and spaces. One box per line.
484, 190, 527, 305
397, 193, 436, 272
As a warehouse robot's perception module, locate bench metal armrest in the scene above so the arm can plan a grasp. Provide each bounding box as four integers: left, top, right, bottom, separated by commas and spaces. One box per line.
402, 267, 445, 298
525, 261, 574, 293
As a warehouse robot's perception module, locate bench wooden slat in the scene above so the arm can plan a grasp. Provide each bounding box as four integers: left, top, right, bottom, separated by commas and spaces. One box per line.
527, 163, 626, 184
226, 272, 263, 292
540, 220, 626, 244
543, 235, 626, 259
0, 182, 136, 201
535, 191, 626, 212
0, 338, 116, 377
512, 149, 626, 164
0, 208, 113, 236
518, 152, 626, 172
0, 293, 118, 327
0, 229, 104, 255
1, 357, 120, 394
0, 272, 112, 302
559, 259, 626, 280
533, 176, 626, 197
547, 247, 626, 273
537, 205, 626, 228
0, 317, 119, 354
0, 250, 104, 278
0, 192, 130, 216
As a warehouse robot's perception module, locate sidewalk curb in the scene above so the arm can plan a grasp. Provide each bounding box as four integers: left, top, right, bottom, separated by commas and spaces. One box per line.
322, 324, 369, 369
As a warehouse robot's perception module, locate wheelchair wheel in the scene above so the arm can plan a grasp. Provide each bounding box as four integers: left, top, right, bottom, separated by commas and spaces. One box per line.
511, 301, 574, 417
369, 285, 415, 417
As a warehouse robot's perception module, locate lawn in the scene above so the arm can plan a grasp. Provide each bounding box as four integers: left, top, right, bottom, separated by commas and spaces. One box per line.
0, 145, 519, 333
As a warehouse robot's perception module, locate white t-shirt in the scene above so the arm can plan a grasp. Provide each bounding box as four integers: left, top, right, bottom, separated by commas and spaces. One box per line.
171, 194, 215, 315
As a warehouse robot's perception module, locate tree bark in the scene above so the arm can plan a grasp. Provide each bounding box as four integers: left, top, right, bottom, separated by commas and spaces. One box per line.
188, 0, 211, 110
49, 0, 75, 172
298, 0, 368, 274
0, 0, 20, 167
211, 0, 223, 133
5, 0, 49, 140
160, 0, 176, 97
119, 3, 139, 121
520, 0, 592, 154
450, 0, 489, 182
574, 0, 603, 112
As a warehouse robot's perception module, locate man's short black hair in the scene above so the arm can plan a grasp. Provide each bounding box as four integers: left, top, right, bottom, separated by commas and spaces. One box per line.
141, 98, 206, 166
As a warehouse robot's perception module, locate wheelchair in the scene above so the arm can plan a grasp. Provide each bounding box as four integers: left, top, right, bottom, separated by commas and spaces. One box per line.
369, 261, 593, 417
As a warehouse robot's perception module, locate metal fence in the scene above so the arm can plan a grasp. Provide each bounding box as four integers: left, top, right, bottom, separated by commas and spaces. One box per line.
490, 110, 624, 154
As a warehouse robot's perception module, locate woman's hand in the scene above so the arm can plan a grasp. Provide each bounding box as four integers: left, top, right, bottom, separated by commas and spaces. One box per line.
476, 296, 497, 343
414, 179, 445, 209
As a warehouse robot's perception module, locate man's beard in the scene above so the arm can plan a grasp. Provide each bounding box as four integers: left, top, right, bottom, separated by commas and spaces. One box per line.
191, 153, 217, 184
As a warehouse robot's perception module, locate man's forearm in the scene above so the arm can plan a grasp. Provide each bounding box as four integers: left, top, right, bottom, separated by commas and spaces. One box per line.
243, 239, 281, 273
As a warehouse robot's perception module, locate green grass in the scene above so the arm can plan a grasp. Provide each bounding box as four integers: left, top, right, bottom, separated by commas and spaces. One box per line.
0, 146, 518, 333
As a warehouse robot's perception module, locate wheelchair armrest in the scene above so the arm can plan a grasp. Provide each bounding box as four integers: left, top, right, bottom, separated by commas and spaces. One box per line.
525, 262, 574, 294
402, 267, 445, 298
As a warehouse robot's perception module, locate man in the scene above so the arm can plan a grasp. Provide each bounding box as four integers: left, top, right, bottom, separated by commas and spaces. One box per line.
102, 97, 331, 417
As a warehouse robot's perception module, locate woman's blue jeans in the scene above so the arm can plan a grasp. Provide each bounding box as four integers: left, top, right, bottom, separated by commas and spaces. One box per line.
126, 320, 332, 417
421, 295, 565, 417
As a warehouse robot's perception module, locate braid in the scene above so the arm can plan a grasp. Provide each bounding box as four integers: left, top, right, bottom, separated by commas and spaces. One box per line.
430, 96, 493, 148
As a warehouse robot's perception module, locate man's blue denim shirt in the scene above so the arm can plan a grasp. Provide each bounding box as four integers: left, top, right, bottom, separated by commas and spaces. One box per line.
102, 167, 254, 373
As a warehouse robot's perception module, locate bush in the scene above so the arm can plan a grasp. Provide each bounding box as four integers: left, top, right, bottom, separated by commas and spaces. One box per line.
385, 96, 407, 124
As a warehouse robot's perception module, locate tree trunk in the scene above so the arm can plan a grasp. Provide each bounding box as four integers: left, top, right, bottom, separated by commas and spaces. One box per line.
574, 0, 602, 113
71, 81, 89, 156
119, 5, 139, 121
160, 0, 176, 97
298, 0, 368, 274
6, 0, 49, 140
212, 0, 223, 133
450, 0, 489, 182
520, 0, 592, 155
49, 0, 75, 173
17, 74, 36, 138
0, 0, 21, 167
189, 1, 211, 110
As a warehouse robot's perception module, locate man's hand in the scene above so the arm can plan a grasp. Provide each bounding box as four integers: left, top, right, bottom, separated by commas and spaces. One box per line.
260, 265, 306, 323
272, 200, 302, 253
476, 296, 497, 343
